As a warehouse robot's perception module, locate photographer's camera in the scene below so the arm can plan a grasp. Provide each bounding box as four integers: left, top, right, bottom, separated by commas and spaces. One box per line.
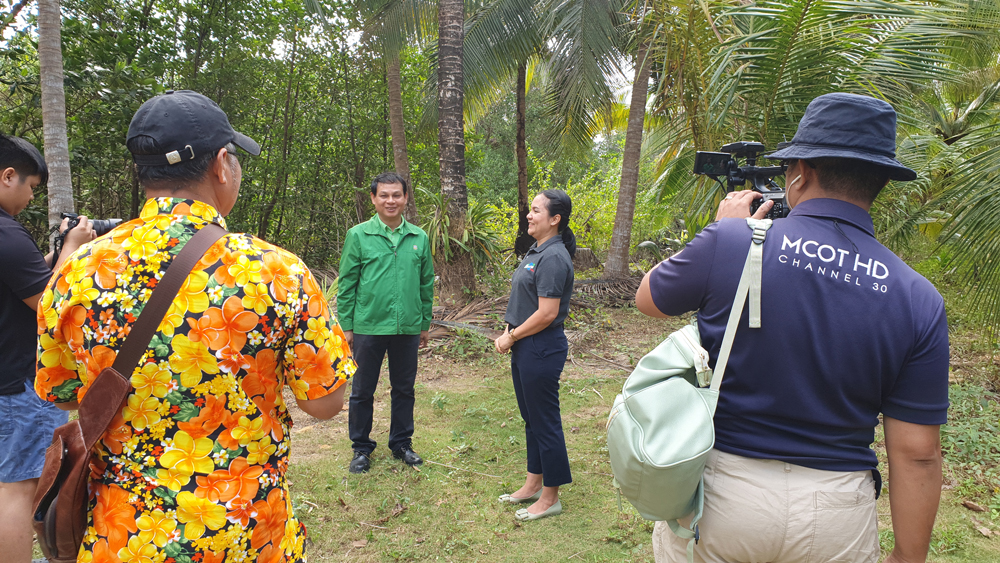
52, 212, 122, 263
61, 212, 121, 237
694, 141, 789, 219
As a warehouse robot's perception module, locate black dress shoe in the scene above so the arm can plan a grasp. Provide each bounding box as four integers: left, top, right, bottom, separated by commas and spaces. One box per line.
349, 451, 371, 474
392, 447, 423, 466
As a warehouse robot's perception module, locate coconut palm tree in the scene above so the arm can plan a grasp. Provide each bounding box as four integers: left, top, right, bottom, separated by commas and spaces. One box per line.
357, 0, 437, 222
435, 0, 476, 304
643, 0, 1000, 331
647, 0, 992, 206
37, 0, 74, 230
425, 0, 628, 257
604, 38, 653, 278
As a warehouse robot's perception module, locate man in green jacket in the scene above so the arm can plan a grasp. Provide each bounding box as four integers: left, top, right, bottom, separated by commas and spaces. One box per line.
339, 172, 434, 473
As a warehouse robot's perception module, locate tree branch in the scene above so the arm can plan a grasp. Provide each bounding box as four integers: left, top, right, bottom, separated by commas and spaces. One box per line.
1, 0, 33, 33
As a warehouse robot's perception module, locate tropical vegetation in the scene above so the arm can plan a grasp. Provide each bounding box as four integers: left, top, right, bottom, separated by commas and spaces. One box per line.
2, 0, 1000, 328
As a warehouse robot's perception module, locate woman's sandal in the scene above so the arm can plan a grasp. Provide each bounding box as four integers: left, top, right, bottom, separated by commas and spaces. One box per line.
498, 489, 542, 504
514, 500, 562, 521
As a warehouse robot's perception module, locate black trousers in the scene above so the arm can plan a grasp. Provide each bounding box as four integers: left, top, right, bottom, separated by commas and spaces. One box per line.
349, 333, 420, 454
510, 325, 572, 487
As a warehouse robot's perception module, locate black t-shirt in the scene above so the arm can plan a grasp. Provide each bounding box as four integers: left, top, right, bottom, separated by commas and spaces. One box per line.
504, 236, 574, 328
0, 208, 52, 395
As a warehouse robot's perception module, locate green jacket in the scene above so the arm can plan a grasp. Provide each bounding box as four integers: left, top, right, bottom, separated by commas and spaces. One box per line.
337, 216, 434, 335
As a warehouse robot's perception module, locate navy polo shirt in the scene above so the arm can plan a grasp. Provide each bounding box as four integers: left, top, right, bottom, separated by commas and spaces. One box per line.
0, 207, 52, 395
505, 236, 575, 328
649, 198, 949, 473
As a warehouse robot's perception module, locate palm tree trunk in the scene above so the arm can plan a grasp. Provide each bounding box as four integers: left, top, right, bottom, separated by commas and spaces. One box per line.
514, 61, 532, 257
605, 42, 652, 279
387, 53, 417, 222
37, 0, 74, 231
437, 0, 474, 305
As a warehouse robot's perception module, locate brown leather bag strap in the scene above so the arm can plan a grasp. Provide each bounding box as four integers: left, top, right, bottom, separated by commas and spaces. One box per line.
111, 223, 227, 375
77, 223, 227, 447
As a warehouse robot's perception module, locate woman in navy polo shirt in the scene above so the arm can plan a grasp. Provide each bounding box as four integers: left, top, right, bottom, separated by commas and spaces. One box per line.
494, 189, 576, 522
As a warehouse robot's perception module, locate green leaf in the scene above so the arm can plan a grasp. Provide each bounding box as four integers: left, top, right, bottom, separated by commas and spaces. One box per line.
174, 402, 200, 422
154, 486, 178, 503
164, 390, 185, 405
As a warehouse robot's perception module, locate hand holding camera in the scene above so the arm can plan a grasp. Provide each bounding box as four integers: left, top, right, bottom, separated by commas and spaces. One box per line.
51, 212, 120, 266
59, 214, 97, 248
715, 190, 774, 221
694, 141, 789, 220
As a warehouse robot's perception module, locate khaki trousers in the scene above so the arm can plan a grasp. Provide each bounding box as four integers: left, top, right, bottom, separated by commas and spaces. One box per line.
652, 449, 879, 563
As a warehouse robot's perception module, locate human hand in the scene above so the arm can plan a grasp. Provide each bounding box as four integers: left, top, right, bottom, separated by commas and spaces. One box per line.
494, 326, 513, 354
715, 190, 772, 221
419, 330, 429, 348
63, 216, 96, 247
343, 330, 353, 349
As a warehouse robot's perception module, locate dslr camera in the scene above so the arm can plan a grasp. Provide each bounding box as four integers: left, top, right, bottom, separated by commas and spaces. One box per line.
693, 141, 789, 219
51, 212, 122, 262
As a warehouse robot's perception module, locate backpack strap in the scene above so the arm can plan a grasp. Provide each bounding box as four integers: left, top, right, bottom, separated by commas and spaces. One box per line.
708, 218, 772, 392
77, 223, 228, 451
674, 218, 772, 562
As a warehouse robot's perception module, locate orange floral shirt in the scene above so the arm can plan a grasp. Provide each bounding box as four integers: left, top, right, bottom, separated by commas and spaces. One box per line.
36, 198, 355, 563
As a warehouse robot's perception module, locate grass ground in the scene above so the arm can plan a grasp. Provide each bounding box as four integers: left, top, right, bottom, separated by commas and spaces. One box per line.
285, 306, 1000, 562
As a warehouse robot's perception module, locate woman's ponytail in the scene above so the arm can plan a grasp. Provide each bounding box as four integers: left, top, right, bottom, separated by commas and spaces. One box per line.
541, 189, 577, 258
560, 226, 577, 258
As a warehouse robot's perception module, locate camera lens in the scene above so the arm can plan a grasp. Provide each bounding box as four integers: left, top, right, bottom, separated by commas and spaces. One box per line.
91, 219, 123, 236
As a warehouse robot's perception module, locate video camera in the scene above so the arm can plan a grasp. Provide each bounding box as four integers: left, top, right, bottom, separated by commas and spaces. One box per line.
51, 212, 122, 263
693, 141, 789, 219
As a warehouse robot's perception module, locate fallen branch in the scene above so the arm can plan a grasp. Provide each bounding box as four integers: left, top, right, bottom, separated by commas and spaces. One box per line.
577, 348, 632, 371
424, 459, 500, 478
359, 522, 387, 529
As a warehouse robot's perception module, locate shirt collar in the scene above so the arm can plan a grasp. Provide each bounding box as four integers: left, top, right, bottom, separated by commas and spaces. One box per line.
528, 235, 564, 254
140, 197, 227, 229
787, 198, 874, 236
378, 215, 406, 232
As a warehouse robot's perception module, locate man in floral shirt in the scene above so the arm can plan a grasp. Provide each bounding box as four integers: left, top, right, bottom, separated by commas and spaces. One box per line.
36, 90, 355, 563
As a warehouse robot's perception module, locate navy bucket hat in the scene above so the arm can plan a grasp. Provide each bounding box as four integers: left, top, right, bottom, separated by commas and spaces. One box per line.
765, 93, 916, 182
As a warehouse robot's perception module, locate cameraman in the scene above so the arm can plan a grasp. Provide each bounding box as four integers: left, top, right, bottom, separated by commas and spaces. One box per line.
0, 134, 94, 562
636, 94, 948, 563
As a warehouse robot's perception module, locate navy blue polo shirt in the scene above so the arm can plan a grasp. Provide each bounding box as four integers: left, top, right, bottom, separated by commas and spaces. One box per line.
505, 236, 575, 328
0, 207, 52, 395
649, 198, 949, 472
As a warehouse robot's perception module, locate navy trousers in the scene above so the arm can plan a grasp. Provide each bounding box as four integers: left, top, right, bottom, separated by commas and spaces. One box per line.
510, 325, 572, 487
349, 333, 420, 454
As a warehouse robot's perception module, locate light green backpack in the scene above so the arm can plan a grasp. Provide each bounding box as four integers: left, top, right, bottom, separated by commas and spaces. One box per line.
606, 218, 772, 560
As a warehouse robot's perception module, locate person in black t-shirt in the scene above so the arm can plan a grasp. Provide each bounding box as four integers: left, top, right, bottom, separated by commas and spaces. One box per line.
0, 134, 94, 563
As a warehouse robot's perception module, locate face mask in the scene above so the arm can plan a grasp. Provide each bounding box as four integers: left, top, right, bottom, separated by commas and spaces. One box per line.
788, 174, 802, 189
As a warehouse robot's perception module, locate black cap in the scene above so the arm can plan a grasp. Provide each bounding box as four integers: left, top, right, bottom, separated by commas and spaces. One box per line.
765, 93, 916, 182
126, 90, 261, 166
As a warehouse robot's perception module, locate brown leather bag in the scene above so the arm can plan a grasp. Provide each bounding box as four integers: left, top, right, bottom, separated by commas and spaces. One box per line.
32, 223, 226, 562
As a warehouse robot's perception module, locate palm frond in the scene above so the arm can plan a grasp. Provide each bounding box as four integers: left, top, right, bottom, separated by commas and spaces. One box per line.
418, 0, 544, 131
538, 0, 630, 150
358, 0, 439, 56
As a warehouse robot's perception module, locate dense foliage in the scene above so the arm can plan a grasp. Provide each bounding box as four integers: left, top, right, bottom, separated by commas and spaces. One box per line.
2, 0, 1000, 330
2, 0, 439, 269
